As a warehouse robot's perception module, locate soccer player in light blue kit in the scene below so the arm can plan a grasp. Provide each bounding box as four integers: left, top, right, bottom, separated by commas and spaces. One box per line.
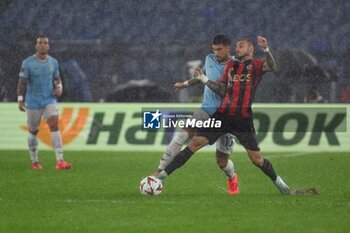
153, 35, 239, 194
17, 35, 72, 170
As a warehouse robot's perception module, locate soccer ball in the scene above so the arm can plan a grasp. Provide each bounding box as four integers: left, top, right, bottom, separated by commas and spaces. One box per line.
139, 176, 163, 196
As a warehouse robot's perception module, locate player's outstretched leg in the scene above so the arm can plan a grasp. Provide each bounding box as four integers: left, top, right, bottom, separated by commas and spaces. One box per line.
156, 146, 194, 182
153, 131, 189, 175
247, 149, 290, 195
260, 158, 290, 194
156, 136, 209, 183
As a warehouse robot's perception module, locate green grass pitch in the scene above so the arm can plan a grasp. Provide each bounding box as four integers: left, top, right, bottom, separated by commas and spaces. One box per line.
0, 150, 349, 233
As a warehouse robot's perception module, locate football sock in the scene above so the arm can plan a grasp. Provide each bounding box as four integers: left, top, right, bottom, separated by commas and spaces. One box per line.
222, 159, 235, 180
28, 133, 39, 163
159, 131, 189, 170
50, 131, 64, 162
164, 146, 194, 175
258, 158, 277, 181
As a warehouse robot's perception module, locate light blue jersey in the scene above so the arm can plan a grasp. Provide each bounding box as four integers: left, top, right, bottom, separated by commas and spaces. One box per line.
201, 54, 234, 116
19, 55, 60, 109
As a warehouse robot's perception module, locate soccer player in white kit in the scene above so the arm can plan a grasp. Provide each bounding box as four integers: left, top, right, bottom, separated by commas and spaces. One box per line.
153, 35, 239, 194
17, 35, 72, 170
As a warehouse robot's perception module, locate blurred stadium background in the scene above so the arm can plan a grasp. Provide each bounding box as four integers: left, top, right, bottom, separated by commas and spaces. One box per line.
0, 0, 349, 104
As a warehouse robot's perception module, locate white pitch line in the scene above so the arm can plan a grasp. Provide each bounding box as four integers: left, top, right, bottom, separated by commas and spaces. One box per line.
266, 152, 319, 159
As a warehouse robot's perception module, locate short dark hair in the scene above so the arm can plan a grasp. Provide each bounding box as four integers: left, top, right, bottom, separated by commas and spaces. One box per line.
37, 34, 48, 39
212, 34, 231, 46
35, 35, 49, 45
237, 39, 254, 48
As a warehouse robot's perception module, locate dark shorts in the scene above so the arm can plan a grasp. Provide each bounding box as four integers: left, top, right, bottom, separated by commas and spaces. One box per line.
197, 111, 260, 151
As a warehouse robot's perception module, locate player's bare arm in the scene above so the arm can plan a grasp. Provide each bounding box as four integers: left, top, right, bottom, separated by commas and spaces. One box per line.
257, 36, 277, 73
187, 77, 201, 86
174, 78, 200, 90
17, 77, 26, 112
174, 67, 204, 90
53, 77, 63, 97
262, 50, 277, 73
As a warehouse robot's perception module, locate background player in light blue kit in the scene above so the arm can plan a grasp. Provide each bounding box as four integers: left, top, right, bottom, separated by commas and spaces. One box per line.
17, 35, 72, 170
153, 35, 239, 194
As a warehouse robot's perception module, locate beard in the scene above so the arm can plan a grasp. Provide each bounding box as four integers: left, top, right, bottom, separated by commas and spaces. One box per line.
215, 57, 224, 63
236, 53, 249, 61
215, 55, 230, 63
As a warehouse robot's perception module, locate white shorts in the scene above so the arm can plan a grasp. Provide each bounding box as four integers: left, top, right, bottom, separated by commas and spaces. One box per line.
192, 108, 235, 155
26, 104, 59, 132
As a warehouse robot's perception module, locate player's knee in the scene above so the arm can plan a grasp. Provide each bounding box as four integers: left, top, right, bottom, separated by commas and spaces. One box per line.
49, 124, 59, 131
47, 116, 59, 131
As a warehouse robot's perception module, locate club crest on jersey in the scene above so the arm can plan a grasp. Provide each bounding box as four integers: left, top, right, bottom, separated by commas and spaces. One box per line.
247, 64, 252, 70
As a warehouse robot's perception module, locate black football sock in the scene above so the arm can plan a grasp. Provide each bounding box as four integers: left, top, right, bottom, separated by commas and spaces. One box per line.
164, 146, 194, 175
258, 158, 277, 181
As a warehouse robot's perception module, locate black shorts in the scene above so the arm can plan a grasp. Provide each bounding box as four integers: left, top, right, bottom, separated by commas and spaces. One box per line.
197, 111, 260, 151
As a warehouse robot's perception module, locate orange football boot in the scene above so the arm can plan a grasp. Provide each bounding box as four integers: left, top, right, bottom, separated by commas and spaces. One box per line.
227, 173, 239, 195
32, 162, 43, 170
56, 160, 72, 169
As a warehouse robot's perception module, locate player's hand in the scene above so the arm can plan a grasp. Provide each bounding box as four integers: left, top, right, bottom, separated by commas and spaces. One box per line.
174, 82, 186, 90
257, 35, 268, 49
53, 88, 62, 97
193, 67, 203, 77
18, 100, 26, 112
193, 67, 209, 84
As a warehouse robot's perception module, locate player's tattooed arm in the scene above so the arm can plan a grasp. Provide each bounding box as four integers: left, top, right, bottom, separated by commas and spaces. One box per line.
17, 77, 26, 96
262, 50, 277, 73
257, 35, 277, 73
206, 80, 227, 98
17, 77, 26, 111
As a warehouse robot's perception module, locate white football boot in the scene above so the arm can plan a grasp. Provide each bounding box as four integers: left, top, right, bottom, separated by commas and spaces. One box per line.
156, 170, 168, 184
274, 176, 291, 195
